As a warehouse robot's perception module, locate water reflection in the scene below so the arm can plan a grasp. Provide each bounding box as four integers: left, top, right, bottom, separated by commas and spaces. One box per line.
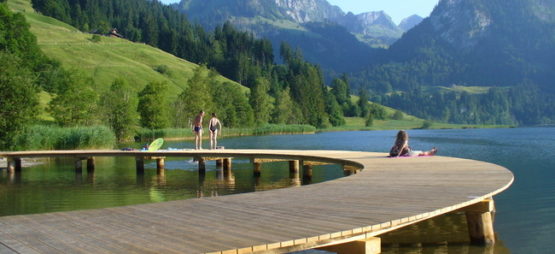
380, 213, 510, 254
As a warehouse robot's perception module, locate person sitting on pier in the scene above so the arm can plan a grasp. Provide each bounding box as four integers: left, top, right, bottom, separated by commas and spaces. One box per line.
389, 130, 437, 157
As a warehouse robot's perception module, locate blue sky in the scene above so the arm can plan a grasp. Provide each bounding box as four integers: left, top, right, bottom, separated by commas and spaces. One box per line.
158, 0, 440, 24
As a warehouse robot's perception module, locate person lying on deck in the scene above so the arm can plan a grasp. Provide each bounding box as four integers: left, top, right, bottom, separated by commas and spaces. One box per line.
389, 130, 437, 157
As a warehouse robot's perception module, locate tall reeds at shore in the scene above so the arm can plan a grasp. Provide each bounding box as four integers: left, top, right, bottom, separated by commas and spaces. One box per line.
14, 125, 116, 150
135, 124, 316, 142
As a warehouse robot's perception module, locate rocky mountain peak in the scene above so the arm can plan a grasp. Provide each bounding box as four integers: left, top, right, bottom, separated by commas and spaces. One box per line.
429, 0, 492, 49
273, 0, 344, 23
399, 15, 424, 31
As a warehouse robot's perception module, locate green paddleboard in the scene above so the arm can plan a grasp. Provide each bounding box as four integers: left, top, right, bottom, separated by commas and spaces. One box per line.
148, 138, 164, 151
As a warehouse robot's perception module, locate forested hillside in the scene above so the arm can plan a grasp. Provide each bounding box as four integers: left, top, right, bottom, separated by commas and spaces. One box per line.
351, 0, 555, 125
0, 0, 403, 151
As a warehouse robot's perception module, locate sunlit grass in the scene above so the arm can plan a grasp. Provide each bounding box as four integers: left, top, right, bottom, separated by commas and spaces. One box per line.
14, 125, 116, 150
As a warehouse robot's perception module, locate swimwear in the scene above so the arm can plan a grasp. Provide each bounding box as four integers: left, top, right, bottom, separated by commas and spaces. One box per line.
194, 126, 202, 132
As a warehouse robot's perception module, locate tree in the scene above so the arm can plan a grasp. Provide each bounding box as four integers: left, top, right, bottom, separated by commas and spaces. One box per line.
0, 53, 38, 149
365, 114, 374, 127
212, 82, 254, 127
358, 89, 370, 117
101, 79, 138, 142
138, 81, 171, 129
249, 77, 274, 126
272, 87, 301, 124
326, 93, 345, 127
49, 72, 98, 127
174, 66, 214, 127
331, 78, 350, 105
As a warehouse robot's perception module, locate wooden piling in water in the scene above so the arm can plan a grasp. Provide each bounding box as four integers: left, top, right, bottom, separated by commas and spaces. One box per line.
223, 158, 232, 171
289, 160, 299, 173
7, 157, 21, 173
198, 158, 206, 173
156, 158, 165, 171
253, 162, 262, 177
75, 158, 83, 173
318, 237, 381, 254
136, 156, 145, 174
303, 164, 313, 179
464, 198, 496, 245
216, 159, 223, 167
87, 157, 95, 173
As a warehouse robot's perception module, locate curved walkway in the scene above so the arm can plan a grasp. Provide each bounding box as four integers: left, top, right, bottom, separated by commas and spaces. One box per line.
0, 150, 514, 254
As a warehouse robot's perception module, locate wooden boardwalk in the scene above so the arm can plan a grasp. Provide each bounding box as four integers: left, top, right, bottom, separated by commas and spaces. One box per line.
0, 150, 514, 253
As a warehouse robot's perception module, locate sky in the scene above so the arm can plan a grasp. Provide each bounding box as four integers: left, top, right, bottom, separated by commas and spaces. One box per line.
158, 0, 440, 24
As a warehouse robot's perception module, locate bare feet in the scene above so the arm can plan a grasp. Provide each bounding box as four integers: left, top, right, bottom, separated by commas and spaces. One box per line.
419, 147, 437, 156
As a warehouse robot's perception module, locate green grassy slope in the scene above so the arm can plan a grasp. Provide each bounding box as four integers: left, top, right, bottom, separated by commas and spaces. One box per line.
7, 0, 244, 99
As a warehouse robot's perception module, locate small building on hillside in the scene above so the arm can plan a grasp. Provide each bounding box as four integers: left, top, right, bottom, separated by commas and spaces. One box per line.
108, 28, 124, 38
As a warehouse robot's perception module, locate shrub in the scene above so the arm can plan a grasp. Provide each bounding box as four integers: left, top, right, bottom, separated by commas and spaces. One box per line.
392, 110, 404, 120
90, 34, 101, 43
154, 65, 170, 75
420, 120, 433, 129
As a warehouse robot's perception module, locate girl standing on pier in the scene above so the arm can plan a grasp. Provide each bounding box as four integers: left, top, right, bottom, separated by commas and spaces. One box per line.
208, 113, 222, 150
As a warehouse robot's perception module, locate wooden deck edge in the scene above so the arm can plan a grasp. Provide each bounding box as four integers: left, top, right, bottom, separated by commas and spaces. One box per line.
217, 173, 515, 254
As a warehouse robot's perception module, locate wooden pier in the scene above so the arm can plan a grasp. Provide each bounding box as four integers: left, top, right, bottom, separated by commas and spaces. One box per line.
0, 149, 513, 254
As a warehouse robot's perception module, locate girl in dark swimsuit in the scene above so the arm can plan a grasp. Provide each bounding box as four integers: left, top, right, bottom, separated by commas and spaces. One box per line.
208, 113, 222, 150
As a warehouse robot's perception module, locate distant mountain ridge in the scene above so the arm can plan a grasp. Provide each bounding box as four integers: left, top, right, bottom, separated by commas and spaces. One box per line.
174, 0, 422, 76
351, 0, 555, 125
176, 0, 418, 46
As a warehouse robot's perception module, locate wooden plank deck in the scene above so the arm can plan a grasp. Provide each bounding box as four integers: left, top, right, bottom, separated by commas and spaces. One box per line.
0, 150, 514, 253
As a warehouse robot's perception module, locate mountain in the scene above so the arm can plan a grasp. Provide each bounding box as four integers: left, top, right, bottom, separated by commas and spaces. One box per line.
399, 15, 424, 31
385, 0, 555, 89
351, 0, 555, 125
173, 0, 413, 74
338, 11, 403, 46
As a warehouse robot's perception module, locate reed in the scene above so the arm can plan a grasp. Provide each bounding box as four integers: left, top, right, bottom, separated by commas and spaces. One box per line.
14, 125, 116, 150
135, 124, 316, 142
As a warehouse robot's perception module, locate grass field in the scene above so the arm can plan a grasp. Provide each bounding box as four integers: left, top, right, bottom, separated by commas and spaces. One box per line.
8, 0, 245, 100
322, 117, 510, 132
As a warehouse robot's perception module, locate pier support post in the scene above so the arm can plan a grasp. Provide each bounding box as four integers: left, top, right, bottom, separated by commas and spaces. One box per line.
87, 157, 95, 173
464, 198, 496, 245
253, 162, 262, 177
216, 159, 224, 168
223, 158, 232, 171
289, 160, 300, 173
136, 157, 145, 174
198, 158, 206, 173
7, 157, 21, 173
318, 237, 381, 254
303, 164, 313, 179
156, 157, 165, 175
75, 158, 83, 173
290, 170, 301, 186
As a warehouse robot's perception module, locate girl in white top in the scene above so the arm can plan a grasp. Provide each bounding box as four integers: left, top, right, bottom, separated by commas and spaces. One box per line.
208, 113, 222, 150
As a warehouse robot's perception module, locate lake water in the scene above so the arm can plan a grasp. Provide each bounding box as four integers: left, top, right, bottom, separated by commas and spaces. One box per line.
1, 127, 554, 253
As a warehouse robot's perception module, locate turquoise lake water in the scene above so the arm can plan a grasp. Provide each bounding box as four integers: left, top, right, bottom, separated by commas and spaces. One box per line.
1, 127, 553, 253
